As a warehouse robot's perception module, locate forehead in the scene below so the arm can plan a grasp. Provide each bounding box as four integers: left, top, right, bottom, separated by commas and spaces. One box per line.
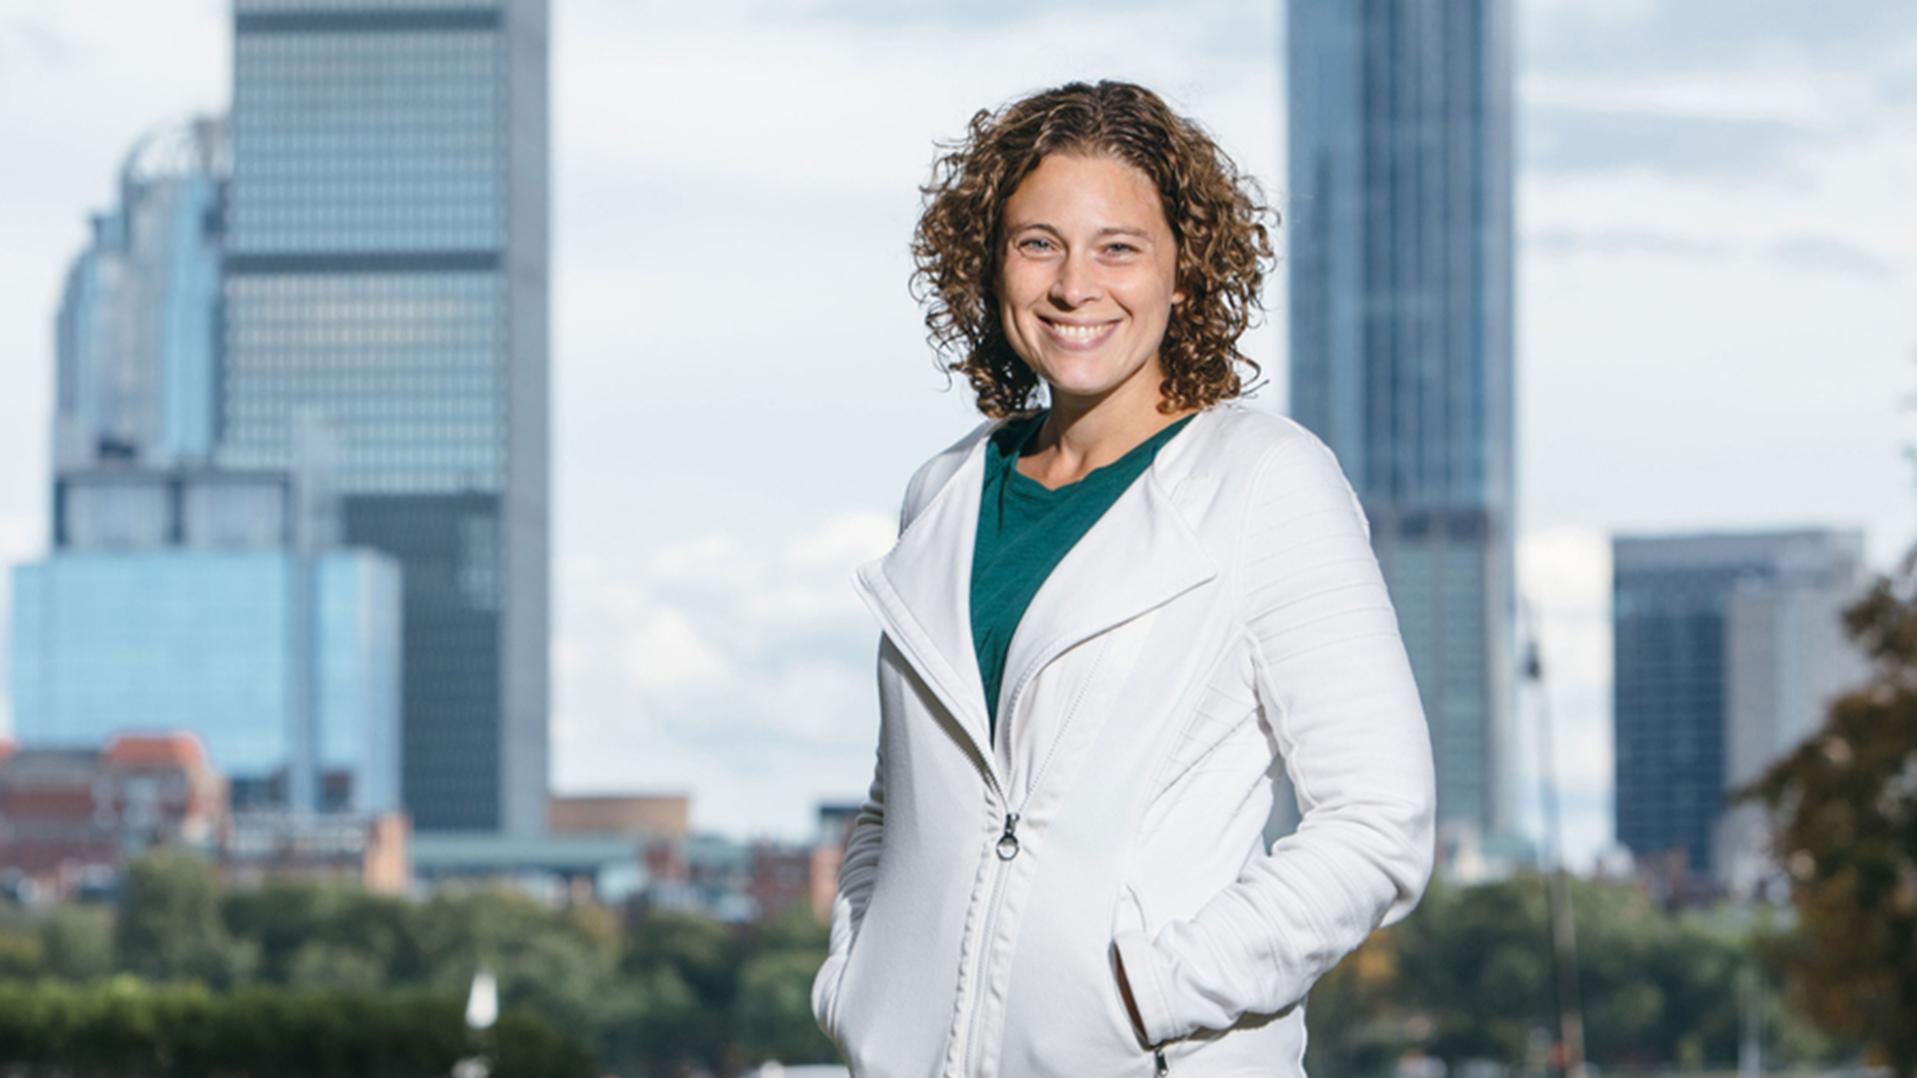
1001, 152, 1168, 231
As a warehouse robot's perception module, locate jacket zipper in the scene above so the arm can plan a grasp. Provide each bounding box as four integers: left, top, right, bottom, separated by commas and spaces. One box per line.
958, 637, 1112, 1075
1155, 1046, 1170, 1075
961, 804, 1016, 1075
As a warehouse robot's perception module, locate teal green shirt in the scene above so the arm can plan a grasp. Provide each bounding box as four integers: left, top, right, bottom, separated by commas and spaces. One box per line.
971, 408, 1198, 744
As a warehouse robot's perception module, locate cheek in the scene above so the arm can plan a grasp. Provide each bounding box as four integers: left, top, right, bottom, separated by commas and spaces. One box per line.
997, 263, 1042, 309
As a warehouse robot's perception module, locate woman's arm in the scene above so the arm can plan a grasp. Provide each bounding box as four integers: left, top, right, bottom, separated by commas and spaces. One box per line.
823, 729, 887, 949
1112, 432, 1438, 1046
810, 729, 883, 1038
814, 456, 938, 1035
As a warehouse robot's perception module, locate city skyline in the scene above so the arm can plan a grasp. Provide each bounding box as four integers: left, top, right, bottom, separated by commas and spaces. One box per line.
13, 107, 406, 819
0, 1, 1912, 864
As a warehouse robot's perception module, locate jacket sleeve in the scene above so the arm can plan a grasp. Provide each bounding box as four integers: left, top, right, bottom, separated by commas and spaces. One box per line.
1112, 432, 1438, 1045
809, 730, 886, 1035
812, 458, 931, 1036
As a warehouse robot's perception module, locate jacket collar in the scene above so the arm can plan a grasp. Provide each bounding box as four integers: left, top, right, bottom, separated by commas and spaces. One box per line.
852, 405, 1224, 785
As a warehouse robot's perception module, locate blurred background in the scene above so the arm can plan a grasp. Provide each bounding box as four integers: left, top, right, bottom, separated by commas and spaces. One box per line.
0, 1, 1912, 1075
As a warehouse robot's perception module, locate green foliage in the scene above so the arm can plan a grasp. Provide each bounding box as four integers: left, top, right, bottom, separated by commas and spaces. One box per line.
40, 834, 1886, 1073
222, 878, 427, 987
284, 940, 387, 991
492, 1007, 598, 1078
39, 905, 116, 981
115, 851, 255, 988
1729, 546, 1917, 1075
623, 905, 740, 1006
614, 905, 739, 1067
592, 963, 705, 1072
413, 885, 621, 1046
0, 930, 44, 979
0, 977, 589, 1077
1304, 873, 1860, 1076
751, 901, 830, 955
731, 948, 839, 1065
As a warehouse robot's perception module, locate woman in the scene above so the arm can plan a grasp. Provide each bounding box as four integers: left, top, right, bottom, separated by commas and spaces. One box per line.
811, 80, 1436, 1077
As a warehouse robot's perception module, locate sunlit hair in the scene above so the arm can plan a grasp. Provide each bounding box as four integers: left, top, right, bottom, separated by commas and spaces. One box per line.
912, 79, 1276, 418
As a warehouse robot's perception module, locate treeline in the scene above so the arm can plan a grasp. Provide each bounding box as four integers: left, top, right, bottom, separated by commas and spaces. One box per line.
0, 853, 1884, 1076
0, 980, 589, 1078
1303, 871, 1866, 1075
0, 851, 837, 1076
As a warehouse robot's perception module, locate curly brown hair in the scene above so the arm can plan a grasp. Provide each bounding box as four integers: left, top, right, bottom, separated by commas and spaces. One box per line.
911, 79, 1276, 418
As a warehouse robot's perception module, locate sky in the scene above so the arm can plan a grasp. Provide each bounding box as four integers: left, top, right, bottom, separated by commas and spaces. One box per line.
0, 1, 1912, 871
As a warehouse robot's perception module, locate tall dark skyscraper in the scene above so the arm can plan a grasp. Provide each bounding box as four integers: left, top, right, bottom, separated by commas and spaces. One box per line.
220, 0, 550, 835
1286, 0, 1518, 860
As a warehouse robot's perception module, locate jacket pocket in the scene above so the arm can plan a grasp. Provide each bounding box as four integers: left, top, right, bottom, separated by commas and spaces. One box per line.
1113, 879, 1231, 1075
1109, 882, 1184, 1072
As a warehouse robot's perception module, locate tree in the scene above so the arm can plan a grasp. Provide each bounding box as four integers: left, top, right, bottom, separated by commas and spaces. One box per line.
728, 905, 837, 1067
1730, 545, 1917, 1075
115, 850, 256, 987
731, 948, 839, 1066
39, 905, 116, 981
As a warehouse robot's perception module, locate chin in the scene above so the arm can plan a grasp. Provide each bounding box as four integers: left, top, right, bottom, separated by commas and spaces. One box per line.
1041, 363, 1144, 403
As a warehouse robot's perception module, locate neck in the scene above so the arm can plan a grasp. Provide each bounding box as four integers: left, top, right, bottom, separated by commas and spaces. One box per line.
1026, 378, 1198, 481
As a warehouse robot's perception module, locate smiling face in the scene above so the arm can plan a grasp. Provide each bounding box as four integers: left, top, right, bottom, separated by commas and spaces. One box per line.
996, 152, 1183, 415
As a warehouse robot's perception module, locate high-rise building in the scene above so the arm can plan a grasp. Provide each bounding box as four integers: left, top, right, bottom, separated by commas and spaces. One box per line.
16, 463, 401, 813
220, 0, 551, 835
15, 117, 401, 817
1286, 0, 1518, 862
54, 117, 226, 473
1612, 529, 1867, 889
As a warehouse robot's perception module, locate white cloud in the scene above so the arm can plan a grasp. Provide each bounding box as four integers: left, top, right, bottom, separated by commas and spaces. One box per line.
1523, 70, 1830, 124
626, 608, 732, 691
551, 510, 894, 838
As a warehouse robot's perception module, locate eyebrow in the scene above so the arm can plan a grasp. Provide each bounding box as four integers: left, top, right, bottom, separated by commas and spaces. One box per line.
1006, 223, 1154, 241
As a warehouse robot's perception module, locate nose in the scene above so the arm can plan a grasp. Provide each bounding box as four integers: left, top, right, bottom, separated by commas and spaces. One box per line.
1048, 250, 1100, 309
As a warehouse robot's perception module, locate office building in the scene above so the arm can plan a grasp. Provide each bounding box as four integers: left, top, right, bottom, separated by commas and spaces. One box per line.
221, 0, 551, 834
15, 117, 402, 817
54, 116, 225, 473
1286, 0, 1519, 861
11, 499, 402, 814
1612, 529, 1868, 888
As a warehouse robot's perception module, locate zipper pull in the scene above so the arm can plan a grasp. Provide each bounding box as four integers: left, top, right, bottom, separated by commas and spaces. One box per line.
994, 812, 1021, 860
1154, 1046, 1169, 1075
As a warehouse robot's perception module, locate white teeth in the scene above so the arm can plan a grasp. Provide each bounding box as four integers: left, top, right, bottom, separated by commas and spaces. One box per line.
1048, 321, 1110, 342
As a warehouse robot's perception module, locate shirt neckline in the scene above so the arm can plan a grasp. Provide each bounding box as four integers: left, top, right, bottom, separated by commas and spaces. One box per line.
1002, 408, 1198, 497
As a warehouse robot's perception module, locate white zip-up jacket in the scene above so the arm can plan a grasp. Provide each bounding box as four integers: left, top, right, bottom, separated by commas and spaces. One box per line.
811, 401, 1437, 1077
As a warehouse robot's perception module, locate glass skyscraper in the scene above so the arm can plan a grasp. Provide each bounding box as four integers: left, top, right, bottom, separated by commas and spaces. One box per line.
1286, 0, 1518, 861
11, 547, 401, 814
55, 117, 227, 473
221, 0, 549, 835
1613, 530, 1866, 885
21, 113, 403, 818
